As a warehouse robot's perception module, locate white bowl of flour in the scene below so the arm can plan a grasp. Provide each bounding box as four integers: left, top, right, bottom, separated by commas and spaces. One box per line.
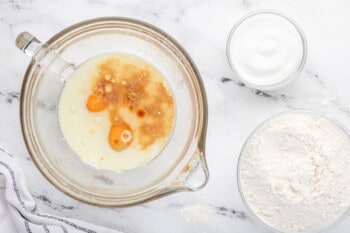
238, 111, 350, 232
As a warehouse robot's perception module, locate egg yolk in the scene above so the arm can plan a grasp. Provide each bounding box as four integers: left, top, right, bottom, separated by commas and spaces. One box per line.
108, 121, 133, 151
86, 95, 107, 112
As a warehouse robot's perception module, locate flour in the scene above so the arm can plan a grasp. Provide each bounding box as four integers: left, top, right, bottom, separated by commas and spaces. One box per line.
179, 203, 211, 223
240, 112, 350, 232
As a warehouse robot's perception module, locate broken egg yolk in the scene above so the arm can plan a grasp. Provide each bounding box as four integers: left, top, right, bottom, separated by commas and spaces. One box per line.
86, 95, 107, 112
108, 121, 133, 151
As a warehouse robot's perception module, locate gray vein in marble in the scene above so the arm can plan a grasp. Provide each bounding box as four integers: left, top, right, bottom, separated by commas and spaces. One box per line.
254, 90, 277, 101
0, 146, 13, 157
34, 194, 75, 211
306, 71, 323, 85
111, 208, 123, 213
220, 77, 245, 86
1, 0, 32, 13
0, 91, 20, 104
215, 206, 248, 220
7, 0, 22, 10
220, 76, 292, 102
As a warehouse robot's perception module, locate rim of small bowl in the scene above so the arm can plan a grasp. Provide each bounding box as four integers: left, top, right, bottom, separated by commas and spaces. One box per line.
237, 109, 350, 233
226, 9, 308, 91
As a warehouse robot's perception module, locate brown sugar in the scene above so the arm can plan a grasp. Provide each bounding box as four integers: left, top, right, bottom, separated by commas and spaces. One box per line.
86, 56, 175, 151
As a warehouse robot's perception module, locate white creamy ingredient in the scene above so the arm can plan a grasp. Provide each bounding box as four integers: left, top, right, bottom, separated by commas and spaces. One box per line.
240, 113, 350, 232
229, 13, 303, 86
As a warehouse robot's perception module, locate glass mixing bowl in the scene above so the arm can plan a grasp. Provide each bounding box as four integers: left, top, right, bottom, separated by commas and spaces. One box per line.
16, 17, 208, 207
237, 110, 350, 233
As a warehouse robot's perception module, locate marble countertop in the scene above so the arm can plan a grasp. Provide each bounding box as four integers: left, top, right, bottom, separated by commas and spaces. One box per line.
1, 0, 350, 232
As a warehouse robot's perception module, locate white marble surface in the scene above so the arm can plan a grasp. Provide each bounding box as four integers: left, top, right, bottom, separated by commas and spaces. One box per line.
1, 0, 350, 232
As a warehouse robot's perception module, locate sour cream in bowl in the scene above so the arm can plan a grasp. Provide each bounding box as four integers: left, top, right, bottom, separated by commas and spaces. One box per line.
227, 10, 307, 90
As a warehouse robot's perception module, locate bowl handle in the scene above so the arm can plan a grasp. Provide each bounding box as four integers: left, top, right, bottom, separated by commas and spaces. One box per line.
15, 32, 75, 81
157, 147, 209, 199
